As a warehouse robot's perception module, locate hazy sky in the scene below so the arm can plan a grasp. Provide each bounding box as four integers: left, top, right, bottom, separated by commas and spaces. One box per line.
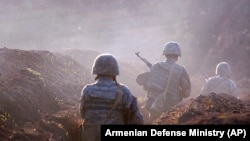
1, 0, 194, 59
1, 0, 249, 79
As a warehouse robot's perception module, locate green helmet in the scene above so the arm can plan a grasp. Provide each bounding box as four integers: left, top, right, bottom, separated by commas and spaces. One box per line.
92, 53, 119, 75
216, 62, 231, 78
162, 41, 181, 57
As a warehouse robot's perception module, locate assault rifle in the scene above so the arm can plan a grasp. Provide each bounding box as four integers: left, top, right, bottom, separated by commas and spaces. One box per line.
135, 52, 152, 69
202, 72, 209, 81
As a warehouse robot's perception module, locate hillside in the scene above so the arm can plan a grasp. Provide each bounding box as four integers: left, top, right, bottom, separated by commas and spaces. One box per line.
0, 47, 91, 141
0, 48, 250, 140
56, 48, 146, 98
0, 47, 148, 141
0, 0, 250, 140
154, 93, 250, 125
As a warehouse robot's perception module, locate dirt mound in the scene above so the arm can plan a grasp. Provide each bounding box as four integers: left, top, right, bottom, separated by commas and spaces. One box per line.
0, 47, 147, 141
0, 48, 249, 140
154, 93, 250, 125
0, 47, 91, 141
56, 48, 146, 98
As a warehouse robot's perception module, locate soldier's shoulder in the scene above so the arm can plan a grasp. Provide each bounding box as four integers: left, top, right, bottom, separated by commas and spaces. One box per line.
174, 63, 185, 69
173, 63, 187, 75
118, 83, 131, 94
206, 76, 218, 82
82, 83, 96, 90
229, 79, 237, 86
152, 61, 164, 67
118, 84, 133, 105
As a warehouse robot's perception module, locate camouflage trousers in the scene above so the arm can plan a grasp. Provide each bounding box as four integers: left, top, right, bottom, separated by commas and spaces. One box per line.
146, 93, 182, 122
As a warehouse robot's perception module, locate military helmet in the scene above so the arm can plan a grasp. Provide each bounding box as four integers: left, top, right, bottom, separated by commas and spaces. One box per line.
92, 53, 119, 75
216, 62, 231, 78
162, 41, 181, 57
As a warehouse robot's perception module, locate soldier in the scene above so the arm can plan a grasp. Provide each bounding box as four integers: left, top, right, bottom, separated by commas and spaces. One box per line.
79, 53, 143, 141
141, 41, 191, 122
200, 62, 239, 99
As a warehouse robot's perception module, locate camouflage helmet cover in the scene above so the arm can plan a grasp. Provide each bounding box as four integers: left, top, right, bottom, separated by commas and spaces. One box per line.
162, 41, 181, 57
92, 53, 119, 75
216, 62, 231, 78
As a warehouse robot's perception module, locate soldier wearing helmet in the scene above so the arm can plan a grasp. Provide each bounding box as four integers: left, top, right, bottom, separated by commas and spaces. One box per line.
200, 62, 239, 99
80, 53, 143, 141
143, 41, 191, 122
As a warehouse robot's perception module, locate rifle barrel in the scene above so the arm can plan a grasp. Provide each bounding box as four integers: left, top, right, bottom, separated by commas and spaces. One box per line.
135, 52, 152, 69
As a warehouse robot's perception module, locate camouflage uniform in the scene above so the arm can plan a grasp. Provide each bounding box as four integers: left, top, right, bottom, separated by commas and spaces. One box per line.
80, 79, 133, 124
80, 53, 143, 141
200, 62, 239, 99
143, 41, 191, 121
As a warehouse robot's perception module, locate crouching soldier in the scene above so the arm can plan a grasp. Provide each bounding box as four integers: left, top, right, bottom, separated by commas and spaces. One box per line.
136, 41, 191, 123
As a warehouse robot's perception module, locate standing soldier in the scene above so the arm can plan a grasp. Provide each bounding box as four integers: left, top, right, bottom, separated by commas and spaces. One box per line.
200, 62, 239, 99
137, 41, 191, 122
80, 53, 143, 141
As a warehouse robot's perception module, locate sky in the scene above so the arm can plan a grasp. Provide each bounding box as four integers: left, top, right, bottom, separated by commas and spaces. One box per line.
1, 0, 194, 60
1, 0, 249, 80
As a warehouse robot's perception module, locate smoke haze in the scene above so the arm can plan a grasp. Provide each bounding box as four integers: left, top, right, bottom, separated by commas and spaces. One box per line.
1, 0, 250, 82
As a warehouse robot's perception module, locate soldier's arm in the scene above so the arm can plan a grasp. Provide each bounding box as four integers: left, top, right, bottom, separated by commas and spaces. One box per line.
121, 85, 144, 124
129, 95, 144, 124
231, 81, 239, 99
121, 85, 133, 109
80, 86, 88, 118
200, 77, 213, 96
180, 68, 191, 98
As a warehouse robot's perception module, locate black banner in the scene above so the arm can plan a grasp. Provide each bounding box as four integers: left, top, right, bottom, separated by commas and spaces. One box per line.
101, 125, 250, 140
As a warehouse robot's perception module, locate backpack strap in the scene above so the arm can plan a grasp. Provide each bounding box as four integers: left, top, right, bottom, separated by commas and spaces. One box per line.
163, 64, 175, 101
102, 84, 123, 124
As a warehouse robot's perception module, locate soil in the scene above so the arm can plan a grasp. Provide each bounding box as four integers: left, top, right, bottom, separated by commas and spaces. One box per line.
1, 0, 250, 140
0, 46, 250, 141
0, 48, 91, 141
153, 93, 250, 125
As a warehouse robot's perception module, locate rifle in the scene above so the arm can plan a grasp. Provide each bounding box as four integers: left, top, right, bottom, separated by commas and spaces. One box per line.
135, 52, 152, 69
201, 72, 209, 81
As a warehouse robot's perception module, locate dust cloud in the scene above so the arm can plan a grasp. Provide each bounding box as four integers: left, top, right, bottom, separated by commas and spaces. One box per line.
1, 0, 250, 97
